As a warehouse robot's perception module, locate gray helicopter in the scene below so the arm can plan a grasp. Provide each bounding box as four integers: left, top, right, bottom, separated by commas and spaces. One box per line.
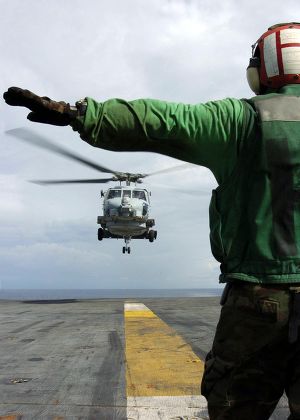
98, 183, 156, 254
6, 128, 190, 254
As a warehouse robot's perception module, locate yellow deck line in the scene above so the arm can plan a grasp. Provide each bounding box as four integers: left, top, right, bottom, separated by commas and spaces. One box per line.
125, 302, 204, 397
125, 310, 156, 318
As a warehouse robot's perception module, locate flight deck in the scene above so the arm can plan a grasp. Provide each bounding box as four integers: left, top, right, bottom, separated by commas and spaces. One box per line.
0, 298, 289, 419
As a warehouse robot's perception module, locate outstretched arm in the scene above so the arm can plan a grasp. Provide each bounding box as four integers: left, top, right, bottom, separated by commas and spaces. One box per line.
3, 87, 248, 184
72, 96, 247, 183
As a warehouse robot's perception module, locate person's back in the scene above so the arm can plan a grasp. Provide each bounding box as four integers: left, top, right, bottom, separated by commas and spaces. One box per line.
210, 86, 300, 283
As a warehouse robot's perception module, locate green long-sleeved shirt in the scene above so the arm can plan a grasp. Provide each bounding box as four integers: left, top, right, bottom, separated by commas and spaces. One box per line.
71, 97, 256, 186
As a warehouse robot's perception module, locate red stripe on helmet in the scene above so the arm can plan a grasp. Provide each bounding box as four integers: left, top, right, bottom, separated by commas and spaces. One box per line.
281, 42, 300, 48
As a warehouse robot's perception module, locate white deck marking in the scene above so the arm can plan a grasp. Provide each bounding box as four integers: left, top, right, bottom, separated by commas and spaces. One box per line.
125, 303, 151, 311
127, 395, 208, 419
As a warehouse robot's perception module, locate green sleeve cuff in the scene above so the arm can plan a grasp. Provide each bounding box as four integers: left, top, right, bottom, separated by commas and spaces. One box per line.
70, 97, 104, 146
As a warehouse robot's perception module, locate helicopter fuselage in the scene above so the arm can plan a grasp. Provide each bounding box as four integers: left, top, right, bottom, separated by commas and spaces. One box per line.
97, 186, 156, 252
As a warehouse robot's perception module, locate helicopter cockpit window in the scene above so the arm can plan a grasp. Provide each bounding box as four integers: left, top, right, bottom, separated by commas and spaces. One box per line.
132, 190, 146, 200
108, 189, 122, 199
123, 190, 131, 198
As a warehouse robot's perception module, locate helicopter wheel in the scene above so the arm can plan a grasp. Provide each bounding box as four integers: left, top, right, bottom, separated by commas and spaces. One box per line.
154, 230, 157, 239
128, 247, 131, 254
122, 246, 126, 254
98, 228, 104, 241
148, 230, 155, 242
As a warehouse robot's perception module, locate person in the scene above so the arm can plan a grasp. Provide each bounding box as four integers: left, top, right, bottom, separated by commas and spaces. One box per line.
4, 22, 300, 420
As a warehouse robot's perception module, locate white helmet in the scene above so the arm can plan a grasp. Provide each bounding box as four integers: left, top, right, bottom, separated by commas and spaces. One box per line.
247, 22, 300, 94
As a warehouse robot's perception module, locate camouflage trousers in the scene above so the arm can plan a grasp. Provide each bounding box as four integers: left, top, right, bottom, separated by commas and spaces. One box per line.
201, 281, 300, 420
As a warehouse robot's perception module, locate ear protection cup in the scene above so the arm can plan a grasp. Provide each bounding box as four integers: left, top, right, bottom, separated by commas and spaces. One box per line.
246, 56, 261, 94
247, 66, 261, 94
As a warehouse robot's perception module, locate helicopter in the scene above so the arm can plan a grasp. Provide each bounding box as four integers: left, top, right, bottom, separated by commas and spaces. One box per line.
6, 128, 191, 253
98, 184, 156, 254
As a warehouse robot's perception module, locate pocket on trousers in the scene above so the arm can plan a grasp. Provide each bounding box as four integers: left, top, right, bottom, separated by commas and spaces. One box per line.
201, 351, 214, 397
201, 351, 233, 399
257, 298, 279, 323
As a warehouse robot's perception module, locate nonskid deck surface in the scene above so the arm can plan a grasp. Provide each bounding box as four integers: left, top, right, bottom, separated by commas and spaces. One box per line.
0, 298, 288, 419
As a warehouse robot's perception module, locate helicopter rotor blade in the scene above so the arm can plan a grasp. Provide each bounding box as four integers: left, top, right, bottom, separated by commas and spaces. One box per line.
30, 178, 115, 185
5, 128, 197, 183
150, 183, 211, 197
142, 163, 194, 178
5, 128, 119, 176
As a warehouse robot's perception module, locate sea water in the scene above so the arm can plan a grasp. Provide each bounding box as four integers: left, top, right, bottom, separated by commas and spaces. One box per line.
0, 288, 222, 300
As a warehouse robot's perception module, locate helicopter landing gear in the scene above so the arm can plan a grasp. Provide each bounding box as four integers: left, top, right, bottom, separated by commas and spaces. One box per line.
148, 229, 157, 242
146, 219, 155, 228
98, 228, 104, 241
122, 237, 131, 254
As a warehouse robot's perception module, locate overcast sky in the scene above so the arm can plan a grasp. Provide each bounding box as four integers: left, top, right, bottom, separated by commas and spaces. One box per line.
0, 0, 298, 289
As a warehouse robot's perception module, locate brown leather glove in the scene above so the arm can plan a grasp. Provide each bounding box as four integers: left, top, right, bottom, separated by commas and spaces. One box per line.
3, 87, 79, 126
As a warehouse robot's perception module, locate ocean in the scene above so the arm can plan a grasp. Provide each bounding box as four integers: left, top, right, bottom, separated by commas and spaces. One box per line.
0, 288, 222, 300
